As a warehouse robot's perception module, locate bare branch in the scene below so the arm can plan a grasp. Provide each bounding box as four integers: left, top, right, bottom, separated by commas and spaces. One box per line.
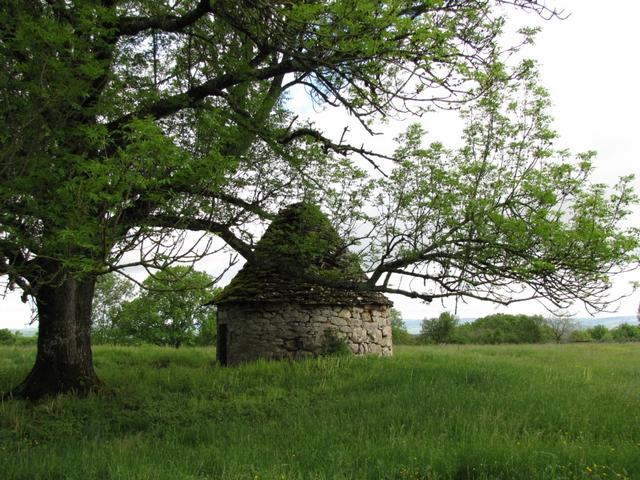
279, 127, 394, 175
142, 214, 255, 262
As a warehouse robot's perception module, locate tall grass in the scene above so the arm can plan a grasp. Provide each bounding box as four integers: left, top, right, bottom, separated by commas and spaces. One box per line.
1, 344, 639, 479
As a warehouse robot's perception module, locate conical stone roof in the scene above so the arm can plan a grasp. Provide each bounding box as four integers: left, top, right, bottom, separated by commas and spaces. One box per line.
214, 202, 391, 306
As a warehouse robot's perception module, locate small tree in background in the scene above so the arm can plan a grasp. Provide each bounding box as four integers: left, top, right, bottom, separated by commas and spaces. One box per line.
390, 308, 414, 345
115, 267, 218, 348
92, 273, 136, 344
545, 314, 577, 344
587, 325, 609, 341
390, 308, 404, 330
420, 312, 458, 344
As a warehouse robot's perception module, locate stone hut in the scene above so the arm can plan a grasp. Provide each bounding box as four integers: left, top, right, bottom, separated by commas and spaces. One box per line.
213, 202, 392, 365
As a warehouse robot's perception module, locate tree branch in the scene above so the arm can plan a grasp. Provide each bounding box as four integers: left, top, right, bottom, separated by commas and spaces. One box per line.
107, 60, 297, 129
279, 127, 395, 175
143, 214, 255, 262
116, 1, 213, 36
0, 246, 34, 302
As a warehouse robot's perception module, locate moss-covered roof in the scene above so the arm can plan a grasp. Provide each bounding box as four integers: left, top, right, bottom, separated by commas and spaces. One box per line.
214, 202, 391, 306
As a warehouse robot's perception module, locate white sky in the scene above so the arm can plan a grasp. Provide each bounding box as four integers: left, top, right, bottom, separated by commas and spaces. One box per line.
2, 1, 639, 328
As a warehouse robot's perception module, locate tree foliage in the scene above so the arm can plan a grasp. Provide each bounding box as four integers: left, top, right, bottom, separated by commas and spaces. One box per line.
0, 329, 36, 346
390, 308, 414, 345
358, 68, 638, 310
456, 313, 547, 344
114, 267, 218, 347
1, 0, 532, 289
2, 1, 621, 309
0, 328, 15, 345
610, 323, 640, 342
420, 312, 458, 344
587, 325, 609, 342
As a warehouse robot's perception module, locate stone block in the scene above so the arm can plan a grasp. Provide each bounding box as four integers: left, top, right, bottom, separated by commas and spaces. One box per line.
364, 322, 378, 332
330, 316, 348, 327
350, 317, 363, 327
372, 329, 383, 343
352, 327, 367, 342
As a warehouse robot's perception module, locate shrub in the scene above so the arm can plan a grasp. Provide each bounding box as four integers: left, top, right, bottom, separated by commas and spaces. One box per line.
420, 312, 458, 344
570, 330, 591, 343
14, 334, 37, 346
587, 325, 609, 341
320, 329, 352, 357
463, 314, 546, 344
450, 324, 473, 344
0, 328, 16, 345
392, 328, 416, 345
611, 323, 640, 342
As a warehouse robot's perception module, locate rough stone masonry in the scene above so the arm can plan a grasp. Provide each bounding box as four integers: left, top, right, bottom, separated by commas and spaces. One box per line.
218, 303, 392, 364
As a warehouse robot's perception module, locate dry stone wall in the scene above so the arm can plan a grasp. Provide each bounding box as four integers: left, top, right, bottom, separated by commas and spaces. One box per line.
218, 303, 392, 365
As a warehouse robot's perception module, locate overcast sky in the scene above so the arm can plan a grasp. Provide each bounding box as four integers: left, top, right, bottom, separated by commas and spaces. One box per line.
2, 1, 639, 328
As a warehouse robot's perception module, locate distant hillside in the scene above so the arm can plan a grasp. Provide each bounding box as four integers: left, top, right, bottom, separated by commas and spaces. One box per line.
404, 316, 637, 334
11, 328, 38, 337
576, 316, 638, 329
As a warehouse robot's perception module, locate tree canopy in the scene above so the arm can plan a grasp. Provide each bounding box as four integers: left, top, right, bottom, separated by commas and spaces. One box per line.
420, 312, 458, 344
0, 0, 637, 398
354, 72, 638, 309
116, 266, 218, 347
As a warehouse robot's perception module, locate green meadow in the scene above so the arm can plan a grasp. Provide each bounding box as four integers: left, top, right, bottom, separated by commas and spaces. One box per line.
1, 344, 639, 479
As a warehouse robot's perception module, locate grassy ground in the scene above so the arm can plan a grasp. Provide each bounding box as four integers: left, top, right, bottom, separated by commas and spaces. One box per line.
1, 344, 639, 479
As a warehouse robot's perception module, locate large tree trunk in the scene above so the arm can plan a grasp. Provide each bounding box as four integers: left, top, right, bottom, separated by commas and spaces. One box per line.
14, 270, 101, 399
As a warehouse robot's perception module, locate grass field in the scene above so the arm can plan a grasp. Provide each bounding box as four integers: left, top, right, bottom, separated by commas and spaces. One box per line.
1, 344, 639, 479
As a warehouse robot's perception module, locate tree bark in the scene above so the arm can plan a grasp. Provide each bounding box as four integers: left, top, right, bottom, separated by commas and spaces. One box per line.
13, 270, 102, 399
